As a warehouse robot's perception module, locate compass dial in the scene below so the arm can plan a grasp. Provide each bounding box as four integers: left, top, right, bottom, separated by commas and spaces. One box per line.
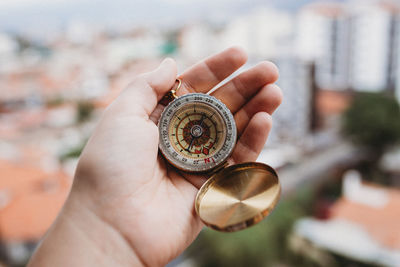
159, 93, 237, 172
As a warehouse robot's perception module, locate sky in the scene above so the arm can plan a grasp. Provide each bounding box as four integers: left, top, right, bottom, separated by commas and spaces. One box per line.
0, 0, 328, 35
0, 0, 313, 9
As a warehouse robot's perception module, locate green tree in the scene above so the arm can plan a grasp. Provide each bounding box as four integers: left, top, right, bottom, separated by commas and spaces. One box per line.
76, 101, 94, 123
341, 92, 400, 184
342, 92, 400, 155
60, 141, 86, 161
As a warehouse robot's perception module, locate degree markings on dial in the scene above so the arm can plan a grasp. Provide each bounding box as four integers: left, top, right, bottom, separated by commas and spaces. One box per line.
160, 94, 236, 171
164, 97, 233, 168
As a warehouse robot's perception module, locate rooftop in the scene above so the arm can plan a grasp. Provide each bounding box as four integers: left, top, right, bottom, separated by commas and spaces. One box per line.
331, 183, 400, 250
0, 159, 71, 242
294, 176, 400, 266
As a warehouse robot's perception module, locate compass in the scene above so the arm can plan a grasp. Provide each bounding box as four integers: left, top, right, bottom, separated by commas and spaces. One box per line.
158, 79, 281, 232
159, 93, 236, 173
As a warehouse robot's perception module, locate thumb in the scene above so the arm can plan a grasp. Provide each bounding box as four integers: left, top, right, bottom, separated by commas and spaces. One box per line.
143, 57, 177, 101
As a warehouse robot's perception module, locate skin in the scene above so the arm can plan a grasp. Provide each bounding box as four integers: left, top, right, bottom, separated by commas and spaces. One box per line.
28, 47, 282, 267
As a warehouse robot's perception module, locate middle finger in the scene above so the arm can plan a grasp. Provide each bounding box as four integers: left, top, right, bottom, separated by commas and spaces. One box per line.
211, 61, 279, 114
177, 46, 248, 95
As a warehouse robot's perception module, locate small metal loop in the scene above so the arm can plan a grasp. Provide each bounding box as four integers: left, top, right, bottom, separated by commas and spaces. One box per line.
171, 78, 182, 98
159, 78, 183, 106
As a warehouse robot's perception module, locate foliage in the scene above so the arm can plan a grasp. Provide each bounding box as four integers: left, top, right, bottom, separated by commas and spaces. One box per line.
341, 92, 400, 153
45, 96, 65, 107
76, 101, 95, 123
14, 35, 51, 56
185, 187, 316, 267
14, 35, 34, 52
59, 140, 87, 161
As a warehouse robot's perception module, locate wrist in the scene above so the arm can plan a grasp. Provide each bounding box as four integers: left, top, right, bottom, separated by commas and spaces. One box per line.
29, 183, 144, 267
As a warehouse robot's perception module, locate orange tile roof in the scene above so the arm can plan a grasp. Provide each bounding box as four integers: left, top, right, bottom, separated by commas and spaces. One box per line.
0, 160, 72, 242
330, 185, 400, 250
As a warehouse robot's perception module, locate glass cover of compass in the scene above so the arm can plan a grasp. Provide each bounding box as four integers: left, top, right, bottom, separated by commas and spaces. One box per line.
158, 93, 237, 173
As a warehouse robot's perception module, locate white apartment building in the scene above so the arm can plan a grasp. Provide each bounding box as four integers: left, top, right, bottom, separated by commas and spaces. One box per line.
270, 57, 314, 144
219, 7, 293, 60
178, 7, 293, 62
348, 2, 396, 92
396, 15, 400, 103
296, 2, 400, 94
296, 3, 350, 90
0, 33, 20, 73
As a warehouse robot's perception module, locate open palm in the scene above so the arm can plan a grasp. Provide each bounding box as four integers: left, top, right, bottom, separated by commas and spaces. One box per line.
73, 47, 282, 266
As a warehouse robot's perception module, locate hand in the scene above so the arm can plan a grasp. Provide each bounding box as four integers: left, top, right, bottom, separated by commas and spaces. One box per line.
29, 47, 282, 267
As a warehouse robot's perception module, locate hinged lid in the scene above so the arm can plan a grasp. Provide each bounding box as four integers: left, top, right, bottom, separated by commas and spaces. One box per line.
195, 162, 280, 232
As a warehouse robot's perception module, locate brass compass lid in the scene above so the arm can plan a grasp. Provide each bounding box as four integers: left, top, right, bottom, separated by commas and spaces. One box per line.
195, 162, 281, 232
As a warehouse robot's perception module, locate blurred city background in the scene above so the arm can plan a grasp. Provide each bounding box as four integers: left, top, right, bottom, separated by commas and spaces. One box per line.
1, 0, 400, 266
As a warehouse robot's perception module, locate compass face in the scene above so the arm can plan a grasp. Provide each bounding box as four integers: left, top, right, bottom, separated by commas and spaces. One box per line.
159, 93, 237, 172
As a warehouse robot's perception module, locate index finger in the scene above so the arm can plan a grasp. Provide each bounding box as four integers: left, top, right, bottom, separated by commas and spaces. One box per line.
178, 46, 247, 95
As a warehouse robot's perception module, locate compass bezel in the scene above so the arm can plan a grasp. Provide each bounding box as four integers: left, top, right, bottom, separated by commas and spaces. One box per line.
158, 93, 237, 173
